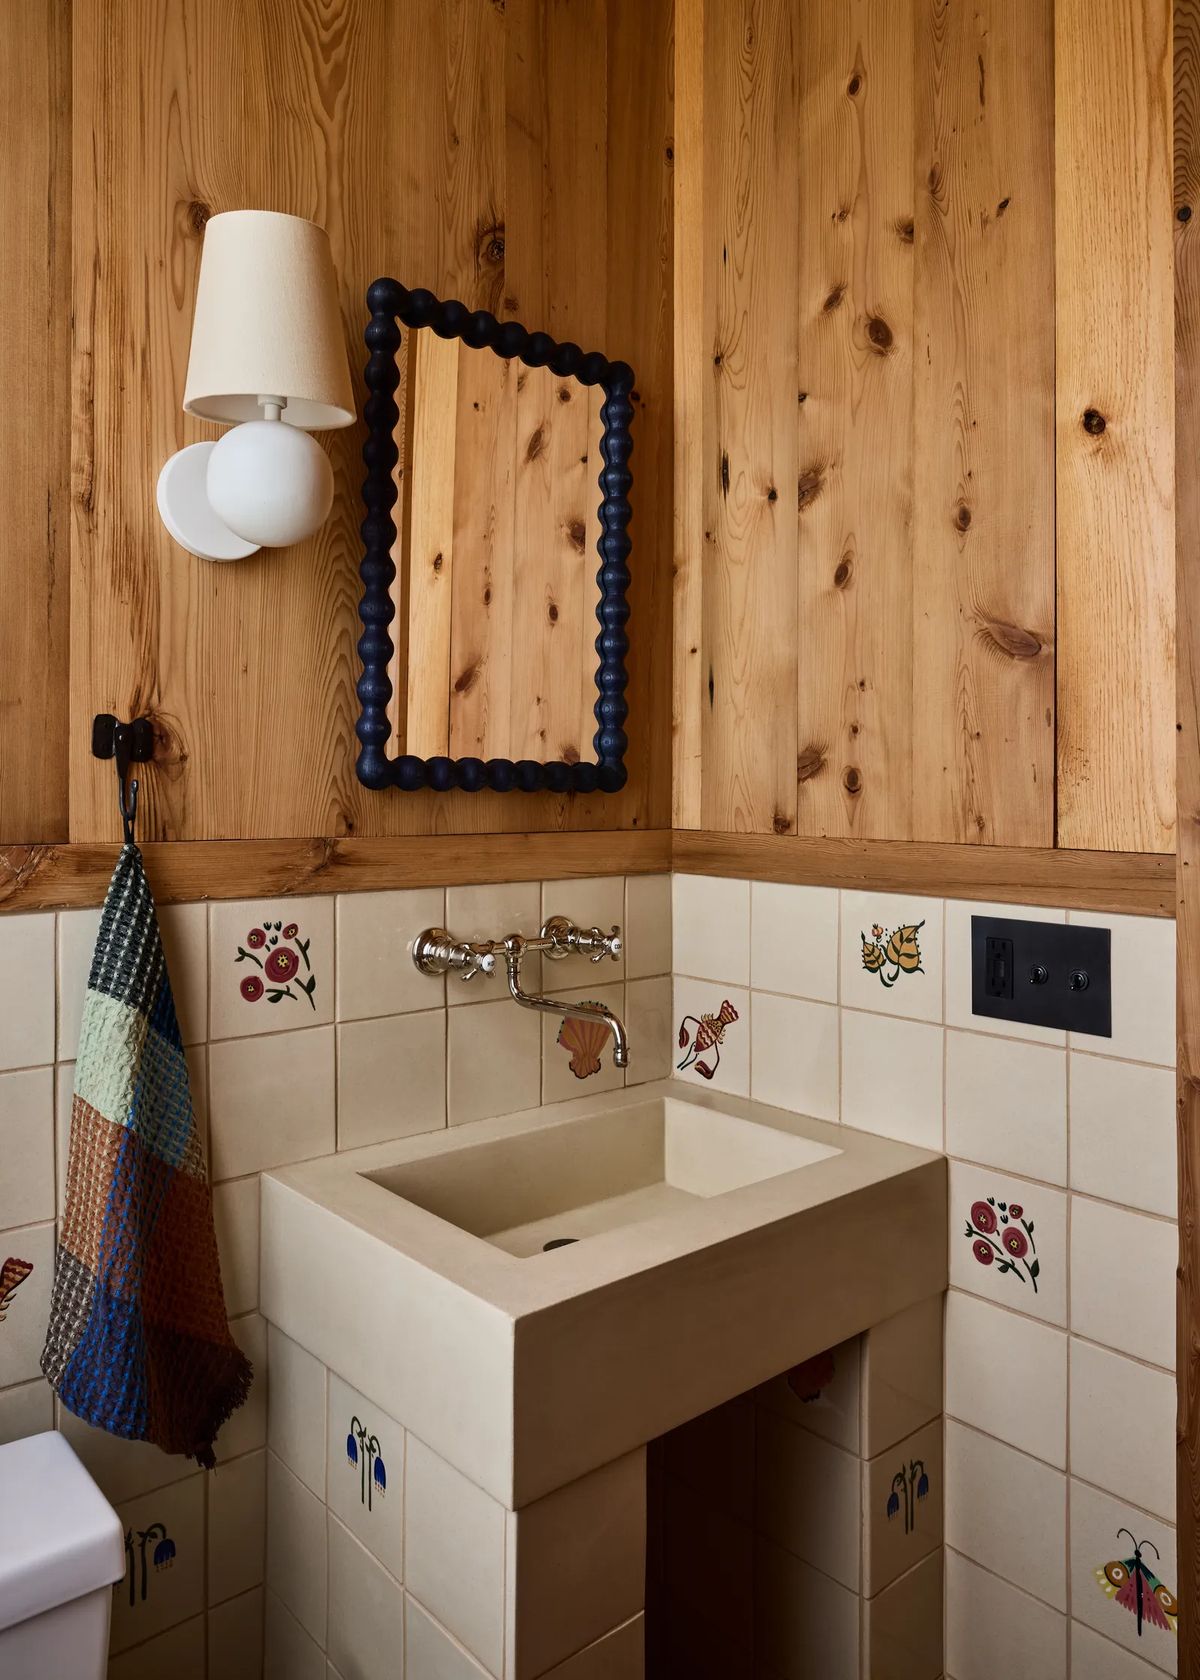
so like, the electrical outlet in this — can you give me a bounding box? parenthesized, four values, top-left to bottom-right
(970, 915, 1111, 1037)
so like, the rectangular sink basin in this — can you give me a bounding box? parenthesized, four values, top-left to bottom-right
(366, 1096, 841, 1257)
(261, 1080, 946, 1507)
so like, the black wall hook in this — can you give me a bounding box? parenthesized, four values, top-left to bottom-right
(92, 714, 154, 844)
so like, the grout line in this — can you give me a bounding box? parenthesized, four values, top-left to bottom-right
(946, 1147, 1178, 1226)
(946, 1280, 1175, 1378)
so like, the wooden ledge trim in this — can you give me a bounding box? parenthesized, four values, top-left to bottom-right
(0, 829, 673, 913)
(671, 831, 1175, 917)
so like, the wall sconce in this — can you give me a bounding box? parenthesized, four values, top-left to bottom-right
(156, 209, 355, 562)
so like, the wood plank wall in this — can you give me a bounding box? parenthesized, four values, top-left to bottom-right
(0, 0, 673, 847)
(674, 0, 1175, 856)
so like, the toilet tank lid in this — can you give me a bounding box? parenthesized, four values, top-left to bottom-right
(0, 1431, 125, 1633)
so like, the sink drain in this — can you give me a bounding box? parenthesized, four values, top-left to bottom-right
(542, 1237, 578, 1251)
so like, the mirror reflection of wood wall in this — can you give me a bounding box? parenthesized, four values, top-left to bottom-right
(393, 333, 605, 767)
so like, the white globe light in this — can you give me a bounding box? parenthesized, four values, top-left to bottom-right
(206, 419, 334, 548)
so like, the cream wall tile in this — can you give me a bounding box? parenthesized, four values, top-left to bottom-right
(336, 887, 445, 1021)
(266, 1325, 327, 1497)
(327, 1372, 404, 1583)
(863, 1417, 942, 1597)
(1070, 1052, 1176, 1218)
(210, 897, 333, 1040)
(56, 907, 100, 1061)
(754, 1536, 860, 1680)
(950, 1162, 1066, 1327)
(265, 1588, 325, 1680)
(1071, 1198, 1176, 1370)
(946, 1030, 1067, 1184)
(862, 1297, 942, 1459)
(672, 874, 750, 985)
(945, 1420, 1066, 1609)
(266, 1451, 328, 1647)
(756, 1333, 861, 1456)
(505, 1448, 645, 1679)
(213, 1174, 260, 1318)
(624, 874, 671, 979)
(328, 1514, 405, 1680)
(840, 892, 942, 1023)
(671, 978, 749, 1096)
(1071, 1621, 1166, 1680)
(445, 882, 543, 1006)
(405, 1434, 506, 1675)
(624, 976, 673, 1085)
(207, 1587, 264, 1680)
(0, 1219, 53, 1386)
(208, 1025, 335, 1179)
(945, 899, 1067, 1044)
(750, 882, 838, 1002)
(208, 1448, 266, 1606)
(755, 1408, 860, 1592)
(543, 876, 626, 978)
(59, 1400, 195, 1506)
(945, 1291, 1067, 1467)
(405, 1596, 491, 1679)
(750, 992, 838, 1122)
(0, 912, 53, 1071)
(0, 1377, 52, 1445)
(840, 1011, 943, 1150)
(1070, 1339, 1176, 1524)
(862, 1550, 943, 1680)
(447, 995, 541, 1125)
(110, 1473, 206, 1655)
(222, 1313, 267, 1460)
(0, 1065, 54, 1229)
(109, 1616, 206, 1680)
(944, 1548, 1067, 1680)
(338, 1010, 446, 1149)
(1069, 1479, 1177, 1675)
(539, 1616, 645, 1679)
(1069, 910, 1175, 1067)
(542, 981, 625, 1104)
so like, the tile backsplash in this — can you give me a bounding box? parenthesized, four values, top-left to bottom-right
(672, 876, 1178, 1680)
(0, 872, 670, 1678)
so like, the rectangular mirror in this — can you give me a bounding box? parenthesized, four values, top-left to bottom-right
(356, 282, 634, 796)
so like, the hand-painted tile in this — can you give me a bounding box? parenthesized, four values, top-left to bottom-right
(209, 897, 334, 1040)
(671, 979, 749, 1096)
(840, 892, 943, 1023)
(110, 1474, 205, 1654)
(1071, 1479, 1178, 1674)
(542, 981, 625, 1104)
(328, 1372, 404, 1582)
(864, 1417, 943, 1595)
(949, 1162, 1067, 1327)
(0, 1220, 53, 1386)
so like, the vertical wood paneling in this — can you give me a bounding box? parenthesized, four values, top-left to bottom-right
(912, 0, 1056, 846)
(793, 0, 915, 840)
(1176, 0, 1200, 1657)
(0, 0, 70, 843)
(701, 0, 799, 834)
(404, 333, 460, 759)
(1056, 0, 1176, 853)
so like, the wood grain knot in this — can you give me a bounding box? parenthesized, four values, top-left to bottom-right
(866, 316, 893, 352)
(766, 486, 778, 503)
(996, 196, 1011, 217)
(833, 206, 849, 224)
(1082, 408, 1107, 436)
(772, 812, 792, 834)
(526, 424, 547, 462)
(557, 384, 573, 404)
(798, 391, 808, 403)
(833, 555, 853, 588)
(548, 601, 559, 624)
(186, 200, 211, 235)
(954, 502, 972, 532)
(798, 467, 823, 511)
(432, 552, 444, 573)
(476, 221, 505, 267)
(823, 283, 846, 312)
(847, 74, 862, 96)
(797, 745, 826, 782)
(842, 766, 862, 795)
(561, 743, 580, 765)
(720, 452, 730, 496)
(454, 660, 481, 695)
(483, 586, 492, 606)
(665, 144, 675, 164)
(567, 518, 587, 552)
(895, 218, 915, 244)
(981, 620, 1042, 660)
(1179, 205, 1193, 223)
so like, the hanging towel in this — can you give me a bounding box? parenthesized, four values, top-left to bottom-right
(42, 842, 250, 1467)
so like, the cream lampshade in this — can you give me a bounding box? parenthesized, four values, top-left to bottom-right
(157, 209, 355, 562)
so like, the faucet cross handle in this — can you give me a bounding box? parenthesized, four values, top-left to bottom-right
(541, 916, 622, 963)
(412, 928, 497, 981)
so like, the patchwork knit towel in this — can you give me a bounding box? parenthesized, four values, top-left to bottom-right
(41, 843, 250, 1466)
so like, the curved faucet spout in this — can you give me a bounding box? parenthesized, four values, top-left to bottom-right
(503, 949, 629, 1069)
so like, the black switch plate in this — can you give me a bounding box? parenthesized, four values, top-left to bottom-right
(970, 915, 1111, 1037)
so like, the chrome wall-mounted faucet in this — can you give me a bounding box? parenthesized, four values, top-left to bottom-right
(412, 919, 629, 1068)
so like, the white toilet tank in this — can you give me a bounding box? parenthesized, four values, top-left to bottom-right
(0, 1430, 125, 1680)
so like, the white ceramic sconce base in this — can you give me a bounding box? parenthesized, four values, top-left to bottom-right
(156, 441, 260, 562)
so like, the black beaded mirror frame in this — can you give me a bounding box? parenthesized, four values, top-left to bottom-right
(355, 279, 633, 795)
